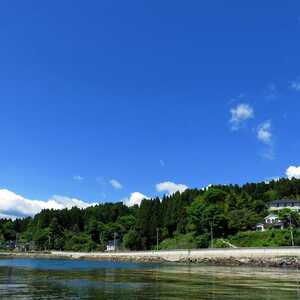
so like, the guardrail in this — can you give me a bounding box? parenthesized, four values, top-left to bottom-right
(105, 246, 300, 254)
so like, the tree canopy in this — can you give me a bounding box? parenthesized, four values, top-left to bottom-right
(1, 177, 300, 251)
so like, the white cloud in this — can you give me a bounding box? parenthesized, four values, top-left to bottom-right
(159, 160, 165, 167)
(264, 177, 280, 184)
(73, 175, 84, 181)
(230, 103, 254, 130)
(156, 181, 188, 195)
(50, 195, 96, 209)
(0, 189, 96, 219)
(291, 78, 300, 91)
(286, 166, 300, 179)
(257, 121, 272, 144)
(201, 184, 213, 191)
(123, 192, 149, 207)
(110, 179, 123, 189)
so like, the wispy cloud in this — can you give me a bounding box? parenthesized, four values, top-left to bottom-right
(257, 121, 272, 144)
(110, 179, 123, 189)
(291, 78, 300, 91)
(159, 160, 165, 167)
(265, 83, 278, 100)
(230, 103, 254, 130)
(96, 176, 106, 185)
(156, 181, 188, 195)
(73, 175, 84, 181)
(257, 121, 274, 160)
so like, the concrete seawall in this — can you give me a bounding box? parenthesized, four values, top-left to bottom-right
(49, 248, 300, 267)
(2, 248, 300, 267)
(50, 247, 300, 262)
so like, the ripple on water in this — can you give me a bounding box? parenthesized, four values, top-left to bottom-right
(0, 258, 300, 299)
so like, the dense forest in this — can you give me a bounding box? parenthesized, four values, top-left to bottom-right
(1, 177, 300, 251)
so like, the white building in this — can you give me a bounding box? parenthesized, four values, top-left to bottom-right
(256, 223, 265, 231)
(106, 240, 119, 252)
(268, 199, 300, 212)
(264, 213, 280, 224)
(256, 213, 284, 231)
(256, 199, 299, 232)
(106, 244, 116, 251)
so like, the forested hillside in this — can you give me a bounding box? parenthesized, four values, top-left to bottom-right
(1, 178, 300, 251)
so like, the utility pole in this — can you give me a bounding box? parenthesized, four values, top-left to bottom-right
(114, 232, 117, 252)
(289, 215, 294, 247)
(156, 228, 159, 251)
(210, 220, 214, 248)
(15, 233, 19, 251)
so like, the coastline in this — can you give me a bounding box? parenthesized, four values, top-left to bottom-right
(1, 248, 300, 268)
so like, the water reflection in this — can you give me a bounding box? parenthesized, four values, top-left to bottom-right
(0, 258, 299, 299)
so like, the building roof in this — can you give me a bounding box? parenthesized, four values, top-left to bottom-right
(268, 199, 300, 206)
(264, 213, 278, 219)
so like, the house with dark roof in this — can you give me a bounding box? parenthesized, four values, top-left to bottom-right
(268, 199, 300, 212)
(256, 199, 300, 231)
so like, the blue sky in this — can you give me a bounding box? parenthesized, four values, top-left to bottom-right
(0, 1, 300, 216)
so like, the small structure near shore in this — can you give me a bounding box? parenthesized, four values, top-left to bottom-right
(0, 240, 36, 252)
(106, 240, 120, 252)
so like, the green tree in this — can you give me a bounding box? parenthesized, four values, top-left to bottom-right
(278, 209, 300, 227)
(1, 221, 16, 241)
(86, 219, 100, 243)
(49, 217, 63, 249)
(123, 230, 142, 250)
(227, 209, 260, 233)
(33, 228, 49, 250)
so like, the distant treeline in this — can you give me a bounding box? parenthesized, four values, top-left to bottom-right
(1, 178, 300, 251)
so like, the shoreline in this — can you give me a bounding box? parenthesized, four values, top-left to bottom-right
(1, 248, 300, 268)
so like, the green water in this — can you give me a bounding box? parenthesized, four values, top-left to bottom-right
(0, 258, 299, 299)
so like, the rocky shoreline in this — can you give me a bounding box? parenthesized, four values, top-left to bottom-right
(1, 250, 300, 268)
(178, 256, 300, 268)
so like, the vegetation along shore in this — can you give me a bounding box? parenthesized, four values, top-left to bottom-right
(2, 178, 300, 255)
